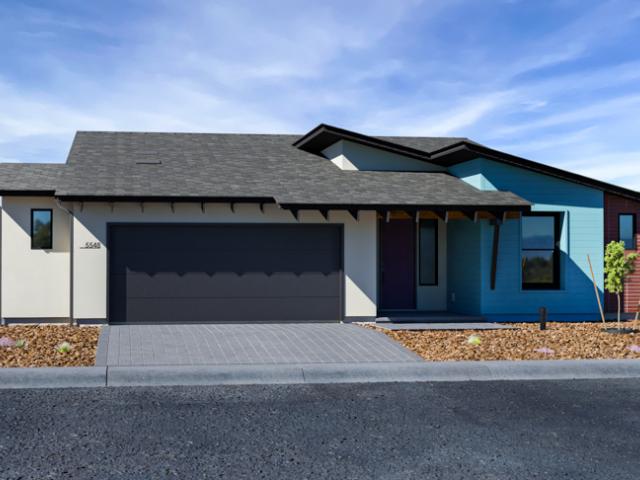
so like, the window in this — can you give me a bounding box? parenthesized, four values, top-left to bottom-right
(418, 220, 438, 285)
(31, 209, 52, 249)
(521, 213, 560, 290)
(619, 214, 636, 250)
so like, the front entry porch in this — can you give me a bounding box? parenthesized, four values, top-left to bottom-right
(377, 212, 513, 321)
(378, 216, 449, 315)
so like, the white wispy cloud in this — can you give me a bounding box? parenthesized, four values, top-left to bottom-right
(493, 95, 640, 136)
(0, 0, 639, 190)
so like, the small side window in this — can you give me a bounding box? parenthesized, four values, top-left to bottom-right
(31, 209, 53, 249)
(418, 220, 438, 286)
(619, 214, 636, 250)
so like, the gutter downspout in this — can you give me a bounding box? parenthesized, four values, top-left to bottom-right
(55, 199, 75, 326)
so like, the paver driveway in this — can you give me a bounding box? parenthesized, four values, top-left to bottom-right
(96, 323, 421, 366)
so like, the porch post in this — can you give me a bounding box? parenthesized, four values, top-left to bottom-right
(490, 219, 502, 290)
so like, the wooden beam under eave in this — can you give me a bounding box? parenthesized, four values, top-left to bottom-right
(504, 211, 522, 220)
(387, 210, 412, 220)
(418, 210, 441, 220)
(444, 210, 468, 221)
(475, 210, 497, 221)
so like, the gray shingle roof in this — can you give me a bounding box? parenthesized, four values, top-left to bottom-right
(0, 131, 530, 208)
(0, 163, 64, 193)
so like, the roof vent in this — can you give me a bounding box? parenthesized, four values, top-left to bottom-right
(135, 160, 162, 165)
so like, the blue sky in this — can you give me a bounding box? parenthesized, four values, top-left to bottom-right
(1, 0, 640, 188)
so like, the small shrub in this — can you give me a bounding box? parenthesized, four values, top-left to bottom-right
(467, 334, 482, 346)
(56, 341, 72, 353)
(604, 241, 639, 327)
(0, 337, 15, 347)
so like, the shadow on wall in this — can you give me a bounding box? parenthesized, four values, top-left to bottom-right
(446, 218, 604, 321)
(2, 201, 70, 254)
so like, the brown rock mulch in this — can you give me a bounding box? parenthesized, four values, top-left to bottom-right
(0, 325, 101, 367)
(370, 321, 640, 361)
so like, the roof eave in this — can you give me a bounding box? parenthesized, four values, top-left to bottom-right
(54, 195, 278, 204)
(432, 142, 640, 201)
(0, 190, 56, 196)
(277, 202, 531, 211)
(293, 124, 434, 162)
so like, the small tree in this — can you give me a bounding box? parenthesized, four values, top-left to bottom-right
(604, 241, 638, 327)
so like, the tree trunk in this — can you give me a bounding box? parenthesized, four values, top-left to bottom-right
(617, 293, 622, 328)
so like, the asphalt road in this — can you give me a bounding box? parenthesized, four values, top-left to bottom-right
(1, 380, 639, 479)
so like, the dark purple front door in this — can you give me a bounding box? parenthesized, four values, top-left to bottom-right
(379, 219, 416, 310)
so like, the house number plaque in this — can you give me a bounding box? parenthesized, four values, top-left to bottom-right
(80, 241, 101, 249)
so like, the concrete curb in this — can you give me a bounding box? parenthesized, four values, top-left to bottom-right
(0, 367, 106, 389)
(107, 365, 305, 387)
(94, 326, 110, 367)
(2, 360, 640, 389)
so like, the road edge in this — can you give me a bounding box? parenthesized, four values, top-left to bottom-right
(1, 359, 640, 389)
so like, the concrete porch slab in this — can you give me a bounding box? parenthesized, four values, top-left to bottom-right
(376, 311, 485, 323)
(375, 322, 516, 331)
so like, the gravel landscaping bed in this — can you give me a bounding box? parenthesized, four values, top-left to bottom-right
(370, 321, 640, 361)
(0, 325, 101, 367)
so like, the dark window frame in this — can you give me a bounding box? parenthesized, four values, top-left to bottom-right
(418, 219, 438, 286)
(521, 212, 561, 291)
(31, 208, 53, 250)
(618, 213, 636, 250)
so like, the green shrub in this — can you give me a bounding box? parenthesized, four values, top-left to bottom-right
(604, 241, 638, 326)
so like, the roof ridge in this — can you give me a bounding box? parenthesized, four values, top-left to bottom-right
(74, 131, 304, 136)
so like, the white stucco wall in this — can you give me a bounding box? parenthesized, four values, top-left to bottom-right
(322, 140, 445, 172)
(1, 197, 71, 318)
(71, 202, 378, 320)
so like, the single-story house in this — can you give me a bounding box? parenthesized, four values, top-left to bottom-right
(0, 124, 638, 324)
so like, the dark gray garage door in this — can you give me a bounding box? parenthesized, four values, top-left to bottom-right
(108, 224, 343, 324)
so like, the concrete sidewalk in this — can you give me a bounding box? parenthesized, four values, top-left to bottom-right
(2, 359, 640, 389)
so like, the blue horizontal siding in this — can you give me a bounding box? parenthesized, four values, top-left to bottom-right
(449, 158, 604, 320)
(446, 220, 481, 314)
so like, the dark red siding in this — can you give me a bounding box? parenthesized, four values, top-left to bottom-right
(604, 193, 640, 313)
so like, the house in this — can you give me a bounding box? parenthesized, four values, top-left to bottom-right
(604, 193, 640, 315)
(0, 124, 638, 325)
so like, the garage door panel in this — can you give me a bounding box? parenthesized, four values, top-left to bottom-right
(108, 224, 343, 323)
(111, 271, 342, 298)
(110, 249, 340, 276)
(125, 296, 341, 323)
(110, 225, 340, 252)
